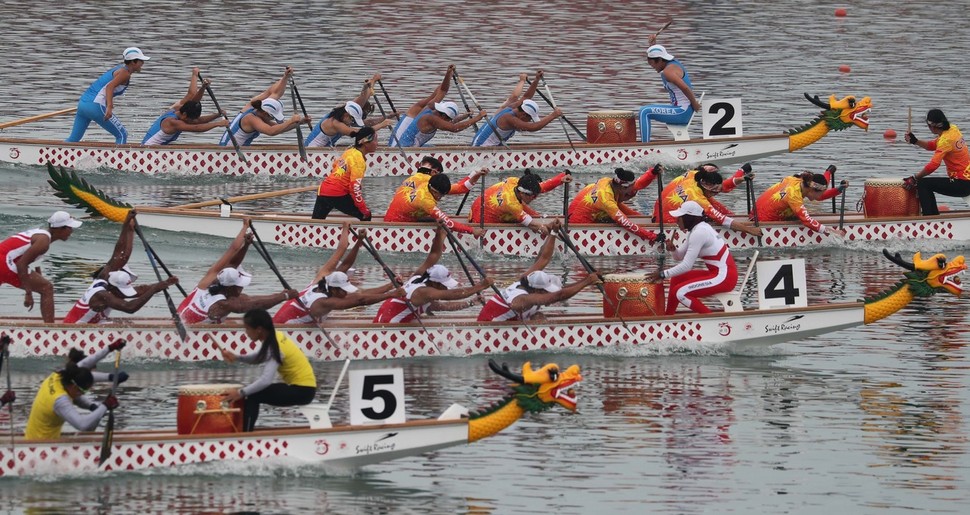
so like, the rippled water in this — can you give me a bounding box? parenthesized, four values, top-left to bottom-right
(2, 1, 970, 513)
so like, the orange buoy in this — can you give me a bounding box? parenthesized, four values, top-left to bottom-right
(839, 65, 851, 73)
(835, 8, 847, 16)
(884, 129, 897, 139)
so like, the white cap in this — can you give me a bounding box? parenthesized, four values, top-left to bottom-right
(521, 99, 541, 122)
(426, 264, 459, 289)
(434, 101, 460, 119)
(122, 47, 151, 61)
(526, 271, 562, 292)
(345, 101, 365, 126)
(48, 211, 82, 229)
(325, 271, 358, 293)
(260, 98, 285, 123)
(217, 267, 252, 288)
(647, 44, 674, 61)
(670, 200, 704, 217)
(107, 266, 138, 297)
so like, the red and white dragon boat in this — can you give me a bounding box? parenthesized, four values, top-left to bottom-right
(2, 93, 870, 178)
(0, 360, 581, 476)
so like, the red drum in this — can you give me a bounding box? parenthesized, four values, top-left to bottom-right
(862, 178, 919, 218)
(602, 274, 665, 318)
(177, 383, 244, 435)
(586, 110, 637, 144)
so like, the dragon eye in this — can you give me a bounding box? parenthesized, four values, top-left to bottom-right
(847, 98, 856, 108)
(548, 367, 559, 381)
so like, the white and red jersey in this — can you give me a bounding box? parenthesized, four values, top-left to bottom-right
(662, 222, 732, 279)
(63, 280, 112, 324)
(477, 283, 538, 321)
(373, 277, 428, 323)
(274, 283, 330, 324)
(0, 229, 50, 287)
(177, 287, 227, 324)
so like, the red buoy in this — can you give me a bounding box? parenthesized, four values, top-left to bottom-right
(839, 65, 851, 73)
(884, 129, 897, 139)
(835, 8, 847, 17)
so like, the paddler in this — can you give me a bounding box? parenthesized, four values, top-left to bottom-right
(218, 67, 308, 147)
(141, 67, 229, 145)
(305, 73, 395, 148)
(469, 169, 572, 236)
(24, 361, 118, 440)
(388, 65, 485, 147)
(471, 70, 563, 146)
(654, 163, 762, 238)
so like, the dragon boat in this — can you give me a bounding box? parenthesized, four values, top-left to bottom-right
(48, 162, 970, 256)
(2, 250, 963, 361)
(3, 94, 870, 178)
(0, 361, 581, 476)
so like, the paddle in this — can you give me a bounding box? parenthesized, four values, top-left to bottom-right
(247, 223, 341, 350)
(452, 73, 479, 133)
(0, 107, 78, 130)
(370, 81, 410, 164)
(349, 228, 442, 354)
(563, 173, 571, 234)
(1, 335, 13, 455)
(555, 226, 638, 338)
(838, 180, 848, 231)
(130, 223, 188, 298)
(525, 77, 586, 141)
(540, 78, 576, 152)
(174, 185, 318, 209)
(133, 220, 188, 341)
(826, 164, 837, 213)
(198, 71, 248, 164)
(98, 347, 122, 467)
(290, 78, 314, 132)
(652, 20, 673, 41)
(289, 77, 308, 162)
(656, 165, 666, 269)
(745, 176, 764, 246)
(453, 69, 512, 150)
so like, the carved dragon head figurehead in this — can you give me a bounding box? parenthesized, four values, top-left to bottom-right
(47, 162, 132, 222)
(864, 250, 966, 324)
(489, 360, 582, 412)
(788, 94, 872, 152)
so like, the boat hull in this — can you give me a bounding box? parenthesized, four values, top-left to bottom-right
(1, 303, 865, 361)
(0, 135, 791, 178)
(134, 207, 970, 256)
(0, 420, 468, 476)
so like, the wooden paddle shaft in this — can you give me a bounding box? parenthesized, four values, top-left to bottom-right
(175, 185, 317, 209)
(0, 107, 77, 130)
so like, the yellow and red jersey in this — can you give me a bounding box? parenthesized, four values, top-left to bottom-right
(923, 124, 970, 180)
(469, 172, 569, 224)
(384, 181, 476, 234)
(755, 176, 825, 232)
(654, 170, 734, 226)
(317, 147, 370, 214)
(568, 177, 655, 241)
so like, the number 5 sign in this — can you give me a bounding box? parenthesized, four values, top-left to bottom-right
(702, 98, 743, 139)
(756, 259, 808, 309)
(349, 368, 406, 425)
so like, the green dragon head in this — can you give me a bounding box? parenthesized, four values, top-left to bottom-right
(883, 249, 966, 297)
(790, 93, 872, 134)
(488, 359, 582, 412)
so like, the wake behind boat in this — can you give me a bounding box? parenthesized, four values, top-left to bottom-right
(1, 93, 870, 177)
(2, 250, 963, 361)
(0, 360, 581, 476)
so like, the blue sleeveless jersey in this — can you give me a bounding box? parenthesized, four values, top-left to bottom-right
(141, 111, 180, 145)
(471, 108, 515, 146)
(79, 64, 125, 103)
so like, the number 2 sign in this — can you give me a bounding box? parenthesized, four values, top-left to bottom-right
(702, 98, 743, 139)
(756, 259, 808, 309)
(348, 368, 406, 425)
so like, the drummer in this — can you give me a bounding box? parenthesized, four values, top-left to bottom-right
(373, 227, 493, 323)
(218, 66, 308, 147)
(754, 170, 848, 236)
(63, 212, 179, 324)
(24, 362, 118, 440)
(273, 224, 402, 324)
(221, 309, 317, 432)
(649, 201, 738, 315)
(0, 210, 82, 323)
(469, 169, 572, 236)
(141, 67, 229, 145)
(903, 108, 970, 215)
(478, 224, 601, 321)
(177, 219, 298, 324)
(567, 168, 660, 244)
(305, 73, 395, 148)
(388, 65, 485, 147)
(471, 70, 563, 146)
(655, 163, 762, 237)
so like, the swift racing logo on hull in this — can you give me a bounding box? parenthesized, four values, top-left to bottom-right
(764, 315, 805, 335)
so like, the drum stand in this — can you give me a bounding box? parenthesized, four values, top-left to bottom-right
(190, 401, 242, 434)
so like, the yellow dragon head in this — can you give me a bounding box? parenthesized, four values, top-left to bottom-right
(804, 93, 872, 131)
(883, 250, 965, 297)
(488, 360, 582, 412)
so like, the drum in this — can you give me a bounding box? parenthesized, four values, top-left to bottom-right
(602, 274, 665, 318)
(586, 110, 637, 144)
(177, 383, 244, 435)
(862, 178, 919, 218)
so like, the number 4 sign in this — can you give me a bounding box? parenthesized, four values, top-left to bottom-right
(756, 259, 808, 309)
(349, 368, 406, 425)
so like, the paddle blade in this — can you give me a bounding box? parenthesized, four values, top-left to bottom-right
(98, 412, 115, 466)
